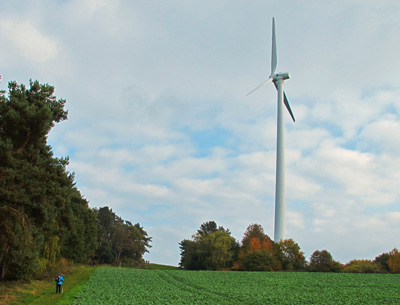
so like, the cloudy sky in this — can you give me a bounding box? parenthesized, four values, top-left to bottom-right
(1, 0, 400, 266)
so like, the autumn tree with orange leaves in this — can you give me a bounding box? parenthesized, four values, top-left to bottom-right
(235, 224, 278, 271)
(387, 248, 400, 273)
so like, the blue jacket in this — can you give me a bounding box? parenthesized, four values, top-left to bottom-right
(56, 275, 64, 285)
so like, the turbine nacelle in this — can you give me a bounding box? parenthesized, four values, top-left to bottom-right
(272, 72, 290, 81)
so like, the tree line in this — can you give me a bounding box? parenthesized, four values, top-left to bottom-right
(0, 80, 151, 281)
(180, 221, 400, 273)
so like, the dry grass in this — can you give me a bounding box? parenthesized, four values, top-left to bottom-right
(0, 293, 17, 304)
(0, 280, 52, 305)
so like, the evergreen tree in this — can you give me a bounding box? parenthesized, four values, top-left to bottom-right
(95, 207, 152, 265)
(0, 80, 98, 280)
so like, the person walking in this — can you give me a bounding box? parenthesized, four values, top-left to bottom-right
(55, 274, 64, 294)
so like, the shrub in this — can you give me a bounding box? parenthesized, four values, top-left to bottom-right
(343, 260, 381, 273)
(242, 250, 277, 271)
(307, 250, 341, 272)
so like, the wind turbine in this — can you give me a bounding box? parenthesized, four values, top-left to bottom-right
(247, 17, 295, 242)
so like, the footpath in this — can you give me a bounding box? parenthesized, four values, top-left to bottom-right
(0, 266, 96, 305)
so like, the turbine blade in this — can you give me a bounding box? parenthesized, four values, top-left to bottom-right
(271, 17, 277, 75)
(246, 78, 273, 95)
(283, 91, 295, 122)
(273, 82, 295, 122)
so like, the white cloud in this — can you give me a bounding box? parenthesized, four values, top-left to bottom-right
(1, 20, 58, 63)
(361, 118, 400, 154)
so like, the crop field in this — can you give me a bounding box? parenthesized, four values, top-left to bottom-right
(72, 268, 400, 304)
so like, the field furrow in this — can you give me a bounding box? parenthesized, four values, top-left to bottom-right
(71, 268, 400, 304)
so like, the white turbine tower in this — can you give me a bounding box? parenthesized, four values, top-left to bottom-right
(247, 17, 295, 242)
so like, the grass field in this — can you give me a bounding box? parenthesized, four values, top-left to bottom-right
(2, 266, 399, 304)
(72, 268, 400, 304)
(0, 266, 96, 305)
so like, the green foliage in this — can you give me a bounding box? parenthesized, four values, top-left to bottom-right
(0, 80, 67, 154)
(60, 191, 98, 264)
(197, 220, 230, 235)
(95, 207, 116, 264)
(94, 207, 152, 266)
(0, 206, 38, 280)
(374, 252, 391, 272)
(181, 223, 308, 272)
(275, 238, 306, 271)
(179, 239, 203, 269)
(0, 80, 75, 280)
(32, 257, 71, 281)
(179, 221, 238, 270)
(200, 231, 238, 270)
(343, 259, 382, 273)
(181, 223, 397, 274)
(308, 250, 342, 272)
(72, 268, 400, 304)
(43, 236, 61, 263)
(242, 249, 277, 271)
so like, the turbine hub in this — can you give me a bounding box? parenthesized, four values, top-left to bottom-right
(272, 72, 290, 81)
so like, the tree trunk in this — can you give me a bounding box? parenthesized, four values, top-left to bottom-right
(0, 245, 10, 281)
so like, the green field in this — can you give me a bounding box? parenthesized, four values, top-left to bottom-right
(72, 268, 400, 304)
